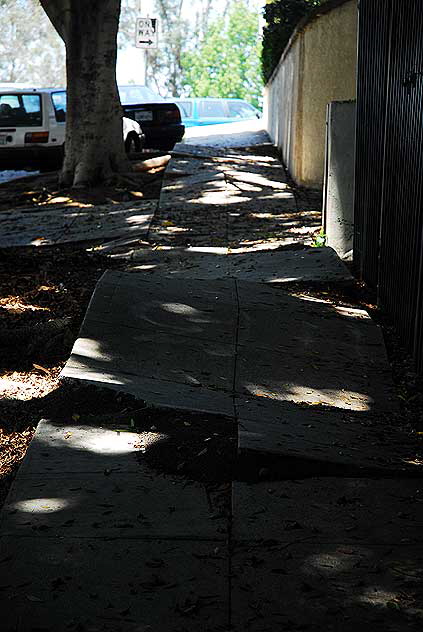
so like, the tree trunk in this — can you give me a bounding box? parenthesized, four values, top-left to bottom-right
(40, 0, 130, 187)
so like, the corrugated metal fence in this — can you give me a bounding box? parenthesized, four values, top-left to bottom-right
(354, 0, 423, 372)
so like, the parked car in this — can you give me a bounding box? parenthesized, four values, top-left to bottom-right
(167, 97, 262, 127)
(0, 87, 144, 170)
(119, 85, 185, 150)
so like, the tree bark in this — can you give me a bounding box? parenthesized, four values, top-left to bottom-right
(40, 0, 130, 187)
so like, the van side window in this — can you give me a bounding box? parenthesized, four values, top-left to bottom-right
(52, 91, 67, 122)
(228, 101, 256, 118)
(198, 100, 226, 118)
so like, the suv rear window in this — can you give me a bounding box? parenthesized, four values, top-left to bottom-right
(176, 101, 192, 117)
(119, 85, 164, 104)
(0, 93, 42, 127)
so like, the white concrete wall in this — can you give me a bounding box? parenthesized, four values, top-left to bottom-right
(264, 0, 357, 188)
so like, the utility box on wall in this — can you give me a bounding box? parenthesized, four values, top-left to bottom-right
(323, 100, 356, 260)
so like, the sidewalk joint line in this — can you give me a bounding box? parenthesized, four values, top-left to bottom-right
(232, 279, 241, 417)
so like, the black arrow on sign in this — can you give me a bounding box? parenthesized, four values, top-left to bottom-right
(139, 39, 153, 45)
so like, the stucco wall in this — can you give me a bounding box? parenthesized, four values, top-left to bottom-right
(265, 40, 301, 176)
(264, 0, 358, 188)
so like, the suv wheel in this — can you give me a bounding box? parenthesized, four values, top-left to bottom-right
(125, 133, 139, 154)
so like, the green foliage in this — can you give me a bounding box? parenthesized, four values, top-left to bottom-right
(312, 227, 326, 247)
(261, 0, 322, 83)
(181, 0, 263, 108)
(0, 0, 65, 86)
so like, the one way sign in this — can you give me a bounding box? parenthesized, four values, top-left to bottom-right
(135, 17, 158, 49)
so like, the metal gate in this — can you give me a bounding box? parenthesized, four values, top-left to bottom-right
(354, 0, 423, 371)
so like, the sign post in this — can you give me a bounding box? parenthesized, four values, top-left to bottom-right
(135, 18, 158, 49)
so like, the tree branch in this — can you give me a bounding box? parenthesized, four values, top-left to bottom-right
(39, 0, 70, 40)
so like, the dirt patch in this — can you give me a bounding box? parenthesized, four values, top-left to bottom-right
(0, 155, 166, 212)
(0, 245, 119, 506)
(0, 246, 119, 370)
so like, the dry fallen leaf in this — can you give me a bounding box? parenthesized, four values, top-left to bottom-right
(26, 594, 43, 602)
(32, 363, 49, 374)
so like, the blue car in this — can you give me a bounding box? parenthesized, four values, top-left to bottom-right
(168, 97, 262, 128)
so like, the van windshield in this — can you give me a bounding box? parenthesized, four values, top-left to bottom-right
(0, 93, 42, 127)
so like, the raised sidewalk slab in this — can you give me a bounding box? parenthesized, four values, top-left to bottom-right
(60, 271, 419, 474)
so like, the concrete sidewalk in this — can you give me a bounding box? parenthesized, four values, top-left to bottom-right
(1, 128, 422, 631)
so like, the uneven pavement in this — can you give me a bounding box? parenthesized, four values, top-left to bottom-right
(1, 124, 422, 631)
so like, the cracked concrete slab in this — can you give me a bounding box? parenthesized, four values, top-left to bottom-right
(61, 273, 237, 415)
(62, 365, 236, 416)
(1, 473, 226, 539)
(229, 247, 352, 283)
(1, 537, 228, 632)
(128, 246, 232, 279)
(235, 398, 418, 474)
(0, 415, 229, 630)
(231, 542, 423, 632)
(14, 420, 140, 476)
(235, 282, 395, 414)
(69, 320, 236, 391)
(82, 271, 238, 342)
(235, 342, 393, 412)
(60, 271, 420, 473)
(1, 421, 227, 540)
(0, 200, 156, 247)
(232, 479, 423, 544)
(126, 246, 351, 285)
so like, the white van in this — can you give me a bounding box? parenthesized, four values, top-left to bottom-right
(0, 88, 144, 170)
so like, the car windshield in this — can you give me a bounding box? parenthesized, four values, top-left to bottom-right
(51, 91, 67, 122)
(118, 85, 164, 104)
(0, 93, 42, 127)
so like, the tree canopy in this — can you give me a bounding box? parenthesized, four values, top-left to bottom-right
(261, 0, 322, 83)
(0, 0, 65, 86)
(181, 0, 262, 108)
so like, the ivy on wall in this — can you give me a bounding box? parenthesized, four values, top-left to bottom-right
(261, 0, 323, 83)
